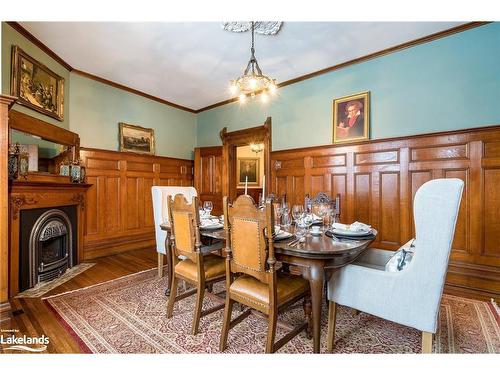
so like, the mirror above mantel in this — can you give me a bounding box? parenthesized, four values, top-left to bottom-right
(8, 110, 81, 183)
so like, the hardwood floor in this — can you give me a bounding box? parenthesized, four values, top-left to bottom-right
(0, 247, 158, 354)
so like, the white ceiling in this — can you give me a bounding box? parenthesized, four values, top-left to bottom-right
(20, 22, 463, 111)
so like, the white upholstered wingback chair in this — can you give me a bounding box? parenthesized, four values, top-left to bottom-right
(151, 186, 197, 277)
(327, 178, 464, 353)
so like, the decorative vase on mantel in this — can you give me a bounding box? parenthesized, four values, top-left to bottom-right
(8, 143, 29, 180)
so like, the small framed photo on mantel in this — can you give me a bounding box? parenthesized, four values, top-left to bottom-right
(119, 123, 155, 155)
(332, 91, 370, 144)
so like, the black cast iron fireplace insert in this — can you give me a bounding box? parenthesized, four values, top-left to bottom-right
(19, 205, 78, 292)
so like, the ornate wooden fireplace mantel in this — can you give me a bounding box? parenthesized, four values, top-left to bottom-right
(8, 179, 92, 297)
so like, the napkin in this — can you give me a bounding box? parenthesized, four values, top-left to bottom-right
(332, 221, 371, 232)
(201, 218, 220, 227)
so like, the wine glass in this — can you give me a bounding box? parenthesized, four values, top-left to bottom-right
(203, 201, 213, 217)
(292, 204, 304, 223)
(282, 201, 290, 217)
(303, 213, 313, 236)
(273, 202, 283, 226)
(314, 203, 329, 230)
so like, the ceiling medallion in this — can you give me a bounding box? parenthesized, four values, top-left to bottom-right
(228, 21, 278, 104)
(222, 21, 282, 35)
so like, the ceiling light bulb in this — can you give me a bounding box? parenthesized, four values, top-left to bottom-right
(269, 83, 277, 94)
(229, 83, 238, 95)
(239, 93, 247, 103)
(249, 78, 257, 89)
(261, 92, 269, 103)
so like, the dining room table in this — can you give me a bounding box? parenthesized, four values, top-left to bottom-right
(160, 222, 377, 353)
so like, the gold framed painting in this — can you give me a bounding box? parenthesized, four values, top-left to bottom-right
(11, 45, 65, 121)
(119, 123, 155, 155)
(237, 157, 260, 186)
(332, 91, 370, 144)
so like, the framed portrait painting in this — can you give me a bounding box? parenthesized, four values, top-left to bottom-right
(11, 45, 65, 121)
(119, 123, 155, 155)
(237, 157, 259, 186)
(332, 91, 370, 144)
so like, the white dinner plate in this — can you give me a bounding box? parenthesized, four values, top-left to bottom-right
(274, 231, 293, 240)
(331, 228, 372, 236)
(201, 223, 224, 230)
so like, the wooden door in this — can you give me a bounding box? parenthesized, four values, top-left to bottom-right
(194, 146, 223, 215)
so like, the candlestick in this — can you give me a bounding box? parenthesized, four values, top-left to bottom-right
(262, 174, 265, 203)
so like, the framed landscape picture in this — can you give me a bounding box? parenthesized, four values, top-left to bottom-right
(332, 91, 370, 144)
(237, 157, 259, 186)
(11, 45, 65, 121)
(119, 123, 155, 155)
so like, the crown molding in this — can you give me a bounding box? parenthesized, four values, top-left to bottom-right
(71, 70, 197, 113)
(195, 21, 491, 113)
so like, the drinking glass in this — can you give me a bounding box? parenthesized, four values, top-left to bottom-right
(273, 202, 283, 226)
(203, 201, 213, 217)
(303, 213, 313, 236)
(292, 205, 304, 222)
(282, 202, 290, 217)
(315, 203, 329, 230)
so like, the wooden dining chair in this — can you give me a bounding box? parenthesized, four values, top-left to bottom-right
(219, 195, 311, 353)
(166, 194, 225, 335)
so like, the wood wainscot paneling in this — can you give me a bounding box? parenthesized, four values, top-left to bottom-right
(271, 126, 500, 300)
(80, 148, 193, 260)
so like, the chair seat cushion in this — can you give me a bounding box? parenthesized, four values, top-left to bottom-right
(230, 273, 309, 310)
(175, 254, 225, 281)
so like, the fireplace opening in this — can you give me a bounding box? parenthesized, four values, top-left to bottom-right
(19, 206, 78, 292)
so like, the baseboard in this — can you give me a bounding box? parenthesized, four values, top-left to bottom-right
(445, 261, 500, 301)
(83, 232, 156, 260)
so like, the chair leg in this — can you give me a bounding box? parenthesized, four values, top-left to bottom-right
(192, 285, 205, 335)
(327, 301, 337, 353)
(219, 298, 234, 352)
(157, 253, 164, 278)
(265, 310, 278, 354)
(422, 331, 433, 354)
(166, 276, 178, 318)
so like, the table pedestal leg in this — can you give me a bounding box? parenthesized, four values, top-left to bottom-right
(303, 262, 325, 354)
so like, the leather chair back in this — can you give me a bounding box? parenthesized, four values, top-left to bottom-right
(223, 195, 276, 284)
(151, 186, 197, 255)
(167, 194, 202, 261)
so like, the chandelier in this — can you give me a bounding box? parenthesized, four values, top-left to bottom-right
(229, 21, 277, 103)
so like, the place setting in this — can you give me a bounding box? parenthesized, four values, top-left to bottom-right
(199, 201, 224, 230)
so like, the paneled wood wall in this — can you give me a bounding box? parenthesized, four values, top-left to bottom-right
(80, 148, 193, 259)
(271, 126, 500, 299)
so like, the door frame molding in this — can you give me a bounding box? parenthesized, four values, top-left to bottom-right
(220, 117, 272, 202)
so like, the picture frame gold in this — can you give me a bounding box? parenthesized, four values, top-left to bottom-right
(237, 157, 260, 186)
(11, 45, 65, 121)
(119, 122, 155, 155)
(332, 91, 370, 144)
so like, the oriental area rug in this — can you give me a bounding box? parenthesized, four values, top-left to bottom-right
(44, 268, 500, 354)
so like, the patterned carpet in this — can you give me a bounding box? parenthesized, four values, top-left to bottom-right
(44, 268, 500, 354)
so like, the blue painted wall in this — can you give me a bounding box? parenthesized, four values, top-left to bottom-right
(197, 23, 500, 150)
